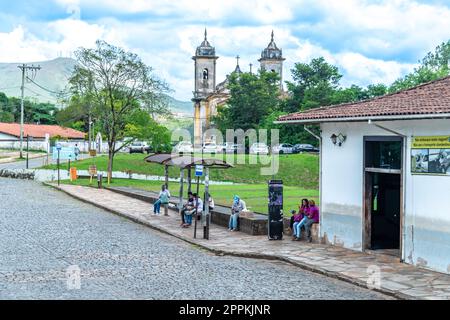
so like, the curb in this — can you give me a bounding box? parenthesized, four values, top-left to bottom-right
(45, 182, 414, 300)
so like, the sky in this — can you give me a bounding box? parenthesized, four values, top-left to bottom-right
(0, 0, 449, 101)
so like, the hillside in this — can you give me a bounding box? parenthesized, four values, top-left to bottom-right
(0, 58, 192, 115)
(0, 57, 76, 105)
(163, 94, 192, 114)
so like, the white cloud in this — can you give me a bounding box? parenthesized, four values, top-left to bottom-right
(0, 19, 121, 63)
(2, 0, 450, 101)
(309, 0, 450, 58)
(336, 52, 417, 87)
(285, 39, 417, 88)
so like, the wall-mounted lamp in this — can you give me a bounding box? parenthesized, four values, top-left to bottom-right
(330, 133, 346, 146)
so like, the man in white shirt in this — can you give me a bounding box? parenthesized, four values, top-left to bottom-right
(182, 193, 203, 227)
(194, 193, 203, 217)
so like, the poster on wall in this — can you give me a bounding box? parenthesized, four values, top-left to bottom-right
(411, 136, 450, 175)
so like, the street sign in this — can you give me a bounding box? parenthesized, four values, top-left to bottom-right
(89, 165, 97, 176)
(52, 146, 75, 160)
(195, 165, 203, 177)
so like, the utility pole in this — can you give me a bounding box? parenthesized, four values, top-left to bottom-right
(88, 113, 92, 151)
(18, 64, 41, 158)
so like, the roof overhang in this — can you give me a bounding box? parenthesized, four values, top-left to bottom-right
(145, 153, 233, 169)
(274, 113, 450, 125)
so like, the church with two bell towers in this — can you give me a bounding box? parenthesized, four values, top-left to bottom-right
(192, 29, 285, 146)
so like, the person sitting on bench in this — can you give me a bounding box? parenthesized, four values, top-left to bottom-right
(303, 200, 319, 242)
(154, 184, 170, 215)
(183, 193, 203, 228)
(181, 192, 194, 227)
(229, 195, 244, 231)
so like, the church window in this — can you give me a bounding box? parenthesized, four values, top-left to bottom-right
(203, 68, 209, 80)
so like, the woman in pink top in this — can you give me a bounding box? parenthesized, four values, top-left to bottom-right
(304, 200, 319, 242)
(293, 199, 309, 240)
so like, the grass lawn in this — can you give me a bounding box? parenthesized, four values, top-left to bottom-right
(43, 152, 319, 189)
(61, 178, 319, 215)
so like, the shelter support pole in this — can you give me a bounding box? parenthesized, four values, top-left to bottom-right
(178, 169, 184, 219)
(204, 167, 210, 239)
(194, 176, 200, 239)
(187, 167, 192, 194)
(165, 165, 169, 189)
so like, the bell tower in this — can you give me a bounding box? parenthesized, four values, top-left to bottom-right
(259, 31, 285, 90)
(192, 29, 218, 146)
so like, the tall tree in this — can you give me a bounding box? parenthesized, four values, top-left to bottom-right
(124, 109, 171, 153)
(284, 57, 342, 113)
(68, 40, 169, 181)
(214, 70, 280, 132)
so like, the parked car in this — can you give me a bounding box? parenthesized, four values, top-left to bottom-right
(202, 142, 219, 153)
(225, 143, 245, 154)
(249, 142, 269, 155)
(294, 144, 319, 153)
(272, 143, 295, 154)
(173, 141, 193, 153)
(129, 141, 150, 154)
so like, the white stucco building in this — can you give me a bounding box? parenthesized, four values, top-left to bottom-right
(0, 122, 86, 151)
(277, 76, 450, 274)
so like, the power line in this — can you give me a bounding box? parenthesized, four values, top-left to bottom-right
(24, 87, 57, 101)
(25, 76, 69, 96)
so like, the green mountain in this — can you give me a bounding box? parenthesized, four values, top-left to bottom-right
(0, 57, 192, 115)
(0, 57, 76, 106)
(163, 94, 192, 114)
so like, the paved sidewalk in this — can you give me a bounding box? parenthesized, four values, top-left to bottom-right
(49, 183, 450, 300)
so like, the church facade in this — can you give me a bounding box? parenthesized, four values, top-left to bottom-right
(192, 30, 285, 146)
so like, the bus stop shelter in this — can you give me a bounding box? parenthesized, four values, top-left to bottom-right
(145, 153, 233, 239)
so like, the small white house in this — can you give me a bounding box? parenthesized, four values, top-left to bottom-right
(276, 76, 450, 274)
(0, 122, 86, 151)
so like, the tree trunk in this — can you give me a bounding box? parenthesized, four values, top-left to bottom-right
(107, 145, 113, 185)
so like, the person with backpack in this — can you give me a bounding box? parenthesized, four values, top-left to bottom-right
(154, 185, 170, 215)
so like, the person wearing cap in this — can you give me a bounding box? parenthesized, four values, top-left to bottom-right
(229, 195, 244, 231)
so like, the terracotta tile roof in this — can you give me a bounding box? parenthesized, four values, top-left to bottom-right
(0, 123, 85, 139)
(277, 76, 450, 123)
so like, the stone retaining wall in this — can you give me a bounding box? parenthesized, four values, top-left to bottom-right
(0, 169, 35, 180)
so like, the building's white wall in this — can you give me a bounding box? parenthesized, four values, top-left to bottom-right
(320, 119, 450, 274)
(321, 122, 365, 250)
(0, 133, 47, 150)
(0, 132, 17, 140)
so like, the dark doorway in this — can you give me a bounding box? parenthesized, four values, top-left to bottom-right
(367, 172, 401, 250)
(364, 136, 402, 253)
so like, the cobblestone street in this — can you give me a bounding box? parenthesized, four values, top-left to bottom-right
(0, 178, 388, 300)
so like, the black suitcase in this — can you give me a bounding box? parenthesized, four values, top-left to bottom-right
(268, 220, 283, 240)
